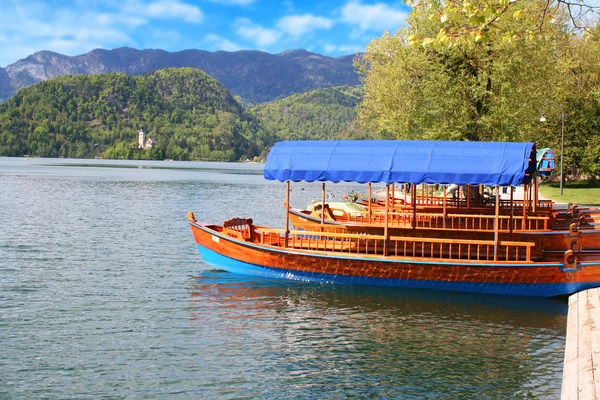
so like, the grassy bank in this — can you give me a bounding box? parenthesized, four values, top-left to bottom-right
(539, 180, 600, 205)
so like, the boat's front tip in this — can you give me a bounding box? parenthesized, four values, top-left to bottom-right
(187, 211, 197, 223)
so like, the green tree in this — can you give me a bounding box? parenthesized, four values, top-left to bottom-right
(408, 0, 599, 48)
(357, 1, 567, 142)
(0, 68, 273, 161)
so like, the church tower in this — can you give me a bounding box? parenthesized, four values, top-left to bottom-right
(138, 129, 145, 149)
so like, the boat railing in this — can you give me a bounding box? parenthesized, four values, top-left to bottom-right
(345, 211, 549, 232)
(372, 196, 554, 210)
(255, 228, 535, 262)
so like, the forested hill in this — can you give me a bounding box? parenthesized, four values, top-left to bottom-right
(0, 68, 272, 161)
(251, 86, 379, 141)
(0, 47, 360, 104)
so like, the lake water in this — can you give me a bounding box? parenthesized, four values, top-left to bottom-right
(1, 157, 568, 399)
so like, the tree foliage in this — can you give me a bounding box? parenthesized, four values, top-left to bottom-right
(0, 68, 273, 161)
(251, 86, 380, 141)
(358, 0, 600, 175)
(408, 0, 599, 47)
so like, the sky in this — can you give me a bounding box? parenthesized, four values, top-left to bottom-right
(0, 0, 412, 67)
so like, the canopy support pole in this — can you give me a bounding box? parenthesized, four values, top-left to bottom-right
(480, 185, 484, 206)
(510, 186, 514, 238)
(412, 185, 417, 229)
(467, 185, 471, 209)
(391, 183, 395, 209)
(284, 181, 290, 248)
(384, 184, 390, 256)
(368, 183, 372, 224)
(321, 182, 326, 230)
(443, 186, 447, 229)
(523, 184, 528, 230)
(494, 185, 500, 261)
(533, 176, 538, 213)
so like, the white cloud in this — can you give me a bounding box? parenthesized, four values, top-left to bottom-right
(143, 0, 203, 23)
(339, 44, 364, 53)
(208, 0, 256, 4)
(96, 13, 148, 28)
(205, 34, 241, 51)
(234, 18, 282, 47)
(276, 14, 333, 37)
(322, 43, 364, 55)
(323, 43, 337, 53)
(0, 0, 206, 67)
(341, 1, 408, 33)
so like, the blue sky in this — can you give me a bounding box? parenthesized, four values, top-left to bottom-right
(0, 0, 411, 67)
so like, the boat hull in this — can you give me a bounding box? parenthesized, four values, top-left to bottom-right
(190, 222, 600, 298)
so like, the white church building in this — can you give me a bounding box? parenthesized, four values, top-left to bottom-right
(138, 129, 156, 149)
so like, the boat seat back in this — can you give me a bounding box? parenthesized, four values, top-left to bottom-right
(223, 218, 254, 241)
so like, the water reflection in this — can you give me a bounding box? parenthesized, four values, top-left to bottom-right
(187, 271, 566, 399)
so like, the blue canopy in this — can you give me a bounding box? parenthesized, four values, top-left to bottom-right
(264, 140, 537, 186)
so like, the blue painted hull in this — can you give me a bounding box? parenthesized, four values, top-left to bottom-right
(196, 243, 590, 298)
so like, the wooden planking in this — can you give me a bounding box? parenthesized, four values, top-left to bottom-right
(579, 289, 594, 399)
(562, 288, 600, 399)
(589, 289, 600, 398)
(563, 293, 579, 399)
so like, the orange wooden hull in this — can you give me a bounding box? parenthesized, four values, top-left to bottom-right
(189, 220, 600, 297)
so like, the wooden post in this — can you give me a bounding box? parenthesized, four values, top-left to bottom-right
(467, 185, 471, 209)
(443, 186, 447, 229)
(533, 176, 538, 213)
(412, 184, 417, 229)
(510, 186, 514, 237)
(368, 182, 372, 224)
(494, 185, 500, 261)
(284, 180, 290, 248)
(391, 183, 395, 208)
(522, 184, 528, 230)
(404, 183, 407, 204)
(321, 182, 326, 228)
(384, 184, 389, 256)
(529, 182, 533, 214)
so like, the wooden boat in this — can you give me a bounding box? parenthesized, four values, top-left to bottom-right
(188, 140, 600, 297)
(288, 201, 595, 234)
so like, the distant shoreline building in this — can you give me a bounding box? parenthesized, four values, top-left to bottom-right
(138, 129, 145, 148)
(145, 138, 156, 149)
(138, 129, 156, 149)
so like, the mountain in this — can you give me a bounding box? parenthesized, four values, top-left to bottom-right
(0, 47, 360, 104)
(0, 68, 271, 160)
(251, 86, 379, 141)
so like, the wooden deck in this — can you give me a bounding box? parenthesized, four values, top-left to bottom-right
(562, 288, 600, 399)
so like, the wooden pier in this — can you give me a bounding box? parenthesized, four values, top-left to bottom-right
(562, 288, 600, 399)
